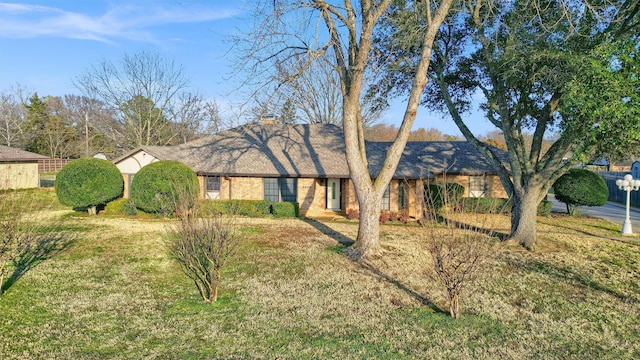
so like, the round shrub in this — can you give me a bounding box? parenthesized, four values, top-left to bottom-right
(130, 160, 199, 214)
(553, 169, 608, 214)
(55, 158, 124, 214)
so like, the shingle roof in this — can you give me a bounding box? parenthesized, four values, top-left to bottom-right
(366, 141, 504, 179)
(113, 123, 506, 179)
(0, 145, 49, 161)
(176, 123, 350, 177)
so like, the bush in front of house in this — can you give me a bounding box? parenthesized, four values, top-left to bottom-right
(537, 199, 553, 217)
(200, 199, 272, 217)
(346, 208, 359, 220)
(425, 183, 465, 211)
(461, 197, 552, 216)
(553, 168, 608, 215)
(462, 197, 511, 214)
(130, 160, 199, 214)
(103, 198, 140, 216)
(271, 202, 299, 218)
(55, 158, 123, 214)
(103, 198, 128, 215)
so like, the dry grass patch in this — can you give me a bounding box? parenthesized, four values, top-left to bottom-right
(1, 207, 639, 358)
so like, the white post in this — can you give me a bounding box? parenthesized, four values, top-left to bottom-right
(616, 174, 640, 236)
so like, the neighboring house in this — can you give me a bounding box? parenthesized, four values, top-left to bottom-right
(114, 123, 507, 218)
(632, 161, 640, 179)
(0, 145, 49, 190)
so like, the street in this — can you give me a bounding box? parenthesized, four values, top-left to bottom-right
(549, 195, 640, 229)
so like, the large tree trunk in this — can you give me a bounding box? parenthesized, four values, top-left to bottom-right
(349, 191, 383, 258)
(509, 186, 544, 250)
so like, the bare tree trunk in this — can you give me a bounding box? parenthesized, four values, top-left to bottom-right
(350, 191, 383, 258)
(209, 268, 220, 303)
(509, 187, 544, 250)
(450, 294, 459, 319)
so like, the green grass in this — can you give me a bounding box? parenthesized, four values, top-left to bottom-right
(1, 191, 640, 358)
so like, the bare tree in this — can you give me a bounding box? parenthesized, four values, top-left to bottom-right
(75, 51, 208, 149)
(240, 0, 456, 258)
(62, 95, 119, 158)
(422, 179, 495, 319)
(167, 192, 241, 303)
(0, 191, 71, 295)
(0, 85, 30, 147)
(167, 93, 223, 144)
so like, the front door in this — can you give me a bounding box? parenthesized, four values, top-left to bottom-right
(327, 178, 341, 210)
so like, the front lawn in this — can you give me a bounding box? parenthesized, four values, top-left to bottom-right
(1, 195, 639, 359)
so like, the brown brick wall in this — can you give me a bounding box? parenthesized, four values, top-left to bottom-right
(229, 177, 263, 200)
(299, 178, 325, 216)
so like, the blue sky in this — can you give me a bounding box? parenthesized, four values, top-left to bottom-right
(0, 0, 491, 136)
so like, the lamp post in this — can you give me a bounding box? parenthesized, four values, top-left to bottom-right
(615, 174, 640, 235)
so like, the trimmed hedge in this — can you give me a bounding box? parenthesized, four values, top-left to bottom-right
(462, 197, 553, 216)
(200, 199, 299, 218)
(130, 160, 199, 214)
(553, 169, 608, 212)
(271, 202, 299, 218)
(462, 197, 511, 214)
(200, 199, 272, 217)
(103, 198, 128, 215)
(103, 198, 139, 216)
(55, 158, 123, 212)
(425, 183, 465, 211)
(537, 199, 553, 217)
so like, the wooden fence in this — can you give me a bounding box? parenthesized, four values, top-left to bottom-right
(38, 158, 72, 173)
(600, 172, 640, 208)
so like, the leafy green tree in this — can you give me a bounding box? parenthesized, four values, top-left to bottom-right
(24, 93, 78, 158)
(553, 169, 609, 215)
(279, 99, 297, 124)
(55, 158, 124, 214)
(23, 93, 49, 155)
(374, 0, 640, 249)
(130, 160, 199, 214)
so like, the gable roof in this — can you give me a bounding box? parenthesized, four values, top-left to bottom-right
(113, 123, 506, 179)
(0, 145, 49, 161)
(112, 145, 181, 165)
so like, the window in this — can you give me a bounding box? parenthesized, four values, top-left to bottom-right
(398, 181, 409, 210)
(381, 184, 390, 210)
(206, 176, 221, 199)
(206, 176, 220, 191)
(264, 178, 297, 202)
(468, 176, 487, 197)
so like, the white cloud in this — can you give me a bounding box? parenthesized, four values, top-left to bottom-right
(0, 2, 239, 44)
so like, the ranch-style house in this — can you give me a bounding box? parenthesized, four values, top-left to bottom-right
(113, 122, 507, 218)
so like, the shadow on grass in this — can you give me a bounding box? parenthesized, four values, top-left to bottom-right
(301, 218, 354, 246)
(301, 218, 446, 314)
(357, 260, 447, 314)
(448, 219, 509, 241)
(537, 217, 640, 245)
(505, 256, 637, 303)
(1, 231, 75, 294)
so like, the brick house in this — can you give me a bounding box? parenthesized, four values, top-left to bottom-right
(113, 123, 507, 218)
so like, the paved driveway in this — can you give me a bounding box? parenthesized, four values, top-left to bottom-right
(549, 195, 640, 228)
